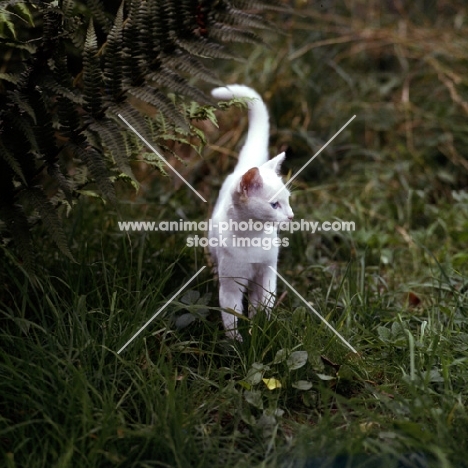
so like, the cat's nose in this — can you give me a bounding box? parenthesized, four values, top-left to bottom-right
(288, 212, 294, 220)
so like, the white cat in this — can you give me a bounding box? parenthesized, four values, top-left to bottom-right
(209, 85, 294, 340)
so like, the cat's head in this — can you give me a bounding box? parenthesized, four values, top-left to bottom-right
(235, 152, 294, 222)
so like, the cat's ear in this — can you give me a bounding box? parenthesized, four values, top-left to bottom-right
(240, 167, 263, 196)
(263, 152, 286, 174)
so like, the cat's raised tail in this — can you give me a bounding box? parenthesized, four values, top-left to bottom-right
(211, 85, 270, 172)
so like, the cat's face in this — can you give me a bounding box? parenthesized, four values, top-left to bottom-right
(235, 152, 294, 223)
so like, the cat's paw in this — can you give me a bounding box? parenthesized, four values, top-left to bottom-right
(225, 328, 243, 342)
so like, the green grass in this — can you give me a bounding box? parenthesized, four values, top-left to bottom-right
(1, 180, 467, 467)
(2, 1, 468, 467)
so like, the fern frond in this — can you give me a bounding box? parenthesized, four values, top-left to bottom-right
(6, 90, 36, 123)
(89, 120, 135, 180)
(83, 19, 104, 118)
(128, 86, 188, 129)
(0, 72, 20, 84)
(56, 96, 81, 139)
(46, 53, 84, 104)
(0, 6, 19, 40)
(122, 5, 146, 87)
(148, 67, 213, 104)
(47, 163, 73, 203)
(7, 112, 38, 153)
(176, 36, 239, 60)
(0, 0, 282, 269)
(166, 0, 198, 40)
(38, 74, 84, 105)
(21, 187, 74, 261)
(29, 92, 58, 165)
(85, 0, 112, 33)
(0, 40, 35, 54)
(0, 110, 36, 179)
(1, 0, 35, 12)
(135, 0, 153, 63)
(61, 0, 75, 17)
(108, 102, 151, 140)
(0, 203, 35, 275)
(0, 139, 26, 184)
(209, 23, 262, 45)
(103, 1, 125, 103)
(61, 5, 86, 50)
(39, 8, 62, 59)
(140, 147, 169, 176)
(165, 52, 221, 85)
(210, 5, 272, 30)
(66, 141, 116, 203)
(81, 128, 101, 152)
(149, 0, 175, 54)
(229, 0, 289, 12)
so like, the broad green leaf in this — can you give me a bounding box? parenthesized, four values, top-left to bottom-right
(391, 321, 405, 337)
(17, 4, 35, 26)
(286, 351, 308, 370)
(245, 362, 269, 385)
(308, 353, 325, 372)
(244, 390, 263, 409)
(429, 368, 444, 383)
(292, 380, 313, 390)
(377, 326, 391, 341)
(316, 373, 336, 381)
(237, 380, 252, 391)
(180, 290, 200, 305)
(240, 408, 256, 426)
(197, 292, 212, 306)
(175, 313, 196, 329)
(273, 348, 288, 364)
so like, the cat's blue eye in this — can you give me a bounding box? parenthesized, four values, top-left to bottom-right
(270, 202, 279, 209)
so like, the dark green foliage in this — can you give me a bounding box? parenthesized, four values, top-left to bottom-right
(0, 0, 276, 275)
(21, 187, 74, 261)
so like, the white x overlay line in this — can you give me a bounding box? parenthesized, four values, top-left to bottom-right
(268, 114, 356, 202)
(269, 266, 358, 354)
(118, 114, 207, 203)
(117, 266, 206, 354)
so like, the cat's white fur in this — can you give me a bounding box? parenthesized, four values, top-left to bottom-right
(209, 85, 294, 340)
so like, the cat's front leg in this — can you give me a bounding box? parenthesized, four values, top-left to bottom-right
(219, 277, 246, 341)
(250, 264, 277, 319)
